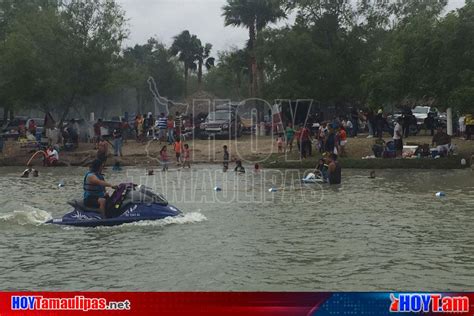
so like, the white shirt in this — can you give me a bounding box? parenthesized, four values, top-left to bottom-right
(393, 123, 402, 140)
(48, 149, 59, 160)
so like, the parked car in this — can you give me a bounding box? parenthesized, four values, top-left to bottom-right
(387, 106, 446, 136)
(240, 112, 256, 134)
(200, 108, 242, 139)
(1, 116, 28, 140)
(100, 120, 122, 139)
(412, 106, 433, 126)
(26, 118, 45, 137)
(413, 106, 447, 130)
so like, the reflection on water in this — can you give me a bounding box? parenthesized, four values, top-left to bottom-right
(0, 166, 473, 291)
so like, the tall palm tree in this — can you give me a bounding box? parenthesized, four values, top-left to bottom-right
(222, 0, 287, 98)
(196, 43, 215, 89)
(170, 30, 201, 97)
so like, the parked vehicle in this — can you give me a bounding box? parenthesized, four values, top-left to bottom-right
(412, 106, 433, 126)
(1, 116, 28, 140)
(200, 107, 242, 139)
(240, 112, 256, 134)
(26, 118, 45, 137)
(100, 120, 122, 139)
(412, 106, 446, 127)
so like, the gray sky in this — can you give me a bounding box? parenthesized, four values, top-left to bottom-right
(119, 0, 466, 53)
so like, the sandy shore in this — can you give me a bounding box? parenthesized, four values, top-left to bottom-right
(1, 133, 473, 168)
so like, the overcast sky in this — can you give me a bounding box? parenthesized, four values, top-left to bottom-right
(118, 0, 466, 53)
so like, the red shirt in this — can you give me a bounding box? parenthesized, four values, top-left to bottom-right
(174, 142, 182, 153)
(300, 128, 310, 141)
(93, 123, 101, 136)
(340, 129, 347, 141)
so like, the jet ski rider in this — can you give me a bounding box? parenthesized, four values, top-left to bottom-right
(84, 159, 118, 218)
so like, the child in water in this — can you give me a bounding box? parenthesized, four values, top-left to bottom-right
(182, 144, 191, 168)
(315, 158, 328, 181)
(234, 160, 245, 173)
(160, 146, 169, 171)
(112, 161, 122, 171)
(254, 163, 261, 173)
(223, 145, 229, 172)
(277, 134, 284, 153)
(21, 167, 39, 178)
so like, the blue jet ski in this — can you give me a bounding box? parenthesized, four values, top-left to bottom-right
(47, 183, 182, 227)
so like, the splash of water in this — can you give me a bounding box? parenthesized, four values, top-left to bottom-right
(0, 205, 52, 226)
(118, 212, 207, 228)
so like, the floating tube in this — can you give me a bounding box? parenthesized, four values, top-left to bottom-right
(26, 151, 47, 166)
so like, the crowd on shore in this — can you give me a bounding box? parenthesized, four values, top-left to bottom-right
(91, 112, 193, 172)
(277, 109, 473, 160)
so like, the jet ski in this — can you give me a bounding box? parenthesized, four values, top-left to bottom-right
(46, 183, 182, 227)
(301, 173, 326, 184)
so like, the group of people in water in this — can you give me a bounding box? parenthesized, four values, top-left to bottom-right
(158, 140, 192, 172)
(21, 145, 60, 178)
(314, 153, 342, 185)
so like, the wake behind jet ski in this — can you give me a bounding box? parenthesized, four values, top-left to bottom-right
(47, 183, 182, 227)
(47, 157, 181, 227)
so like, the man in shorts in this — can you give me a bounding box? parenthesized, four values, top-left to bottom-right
(393, 117, 403, 157)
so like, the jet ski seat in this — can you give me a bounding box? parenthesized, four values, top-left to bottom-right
(68, 200, 102, 214)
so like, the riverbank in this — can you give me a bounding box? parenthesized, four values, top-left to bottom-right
(261, 155, 470, 169)
(1, 134, 473, 169)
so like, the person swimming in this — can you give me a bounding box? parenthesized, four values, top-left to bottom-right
(234, 160, 246, 173)
(112, 161, 122, 171)
(21, 167, 39, 178)
(254, 163, 261, 173)
(83, 159, 117, 218)
(315, 158, 328, 181)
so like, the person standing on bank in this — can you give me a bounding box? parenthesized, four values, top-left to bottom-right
(175, 112, 183, 138)
(113, 127, 123, 157)
(393, 117, 404, 157)
(156, 113, 168, 143)
(97, 137, 109, 163)
(351, 108, 359, 138)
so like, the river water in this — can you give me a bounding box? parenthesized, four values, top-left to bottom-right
(0, 166, 473, 291)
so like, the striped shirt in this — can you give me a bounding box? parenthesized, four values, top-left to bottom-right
(175, 116, 182, 129)
(157, 116, 168, 129)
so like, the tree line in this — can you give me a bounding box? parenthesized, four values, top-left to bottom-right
(207, 0, 474, 113)
(1, 0, 473, 122)
(0, 0, 215, 120)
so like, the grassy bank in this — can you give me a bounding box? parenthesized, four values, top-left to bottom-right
(1, 135, 473, 169)
(261, 154, 471, 170)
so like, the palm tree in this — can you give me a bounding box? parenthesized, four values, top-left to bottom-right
(170, 30, 201, 97)
(196, 43, 215, 89)
(222, 0, 287, 98)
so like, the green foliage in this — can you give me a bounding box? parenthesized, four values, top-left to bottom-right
(119, 38, 184, 112)
(170, 30, 202, 97)
(1, 0, 474, 118)
(0, 0, 127, 117)
(216, 0, 474, 114)
(222, 0, 288, 98)
(204, 48, 250, 99)
(196, 43, 215, 88)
